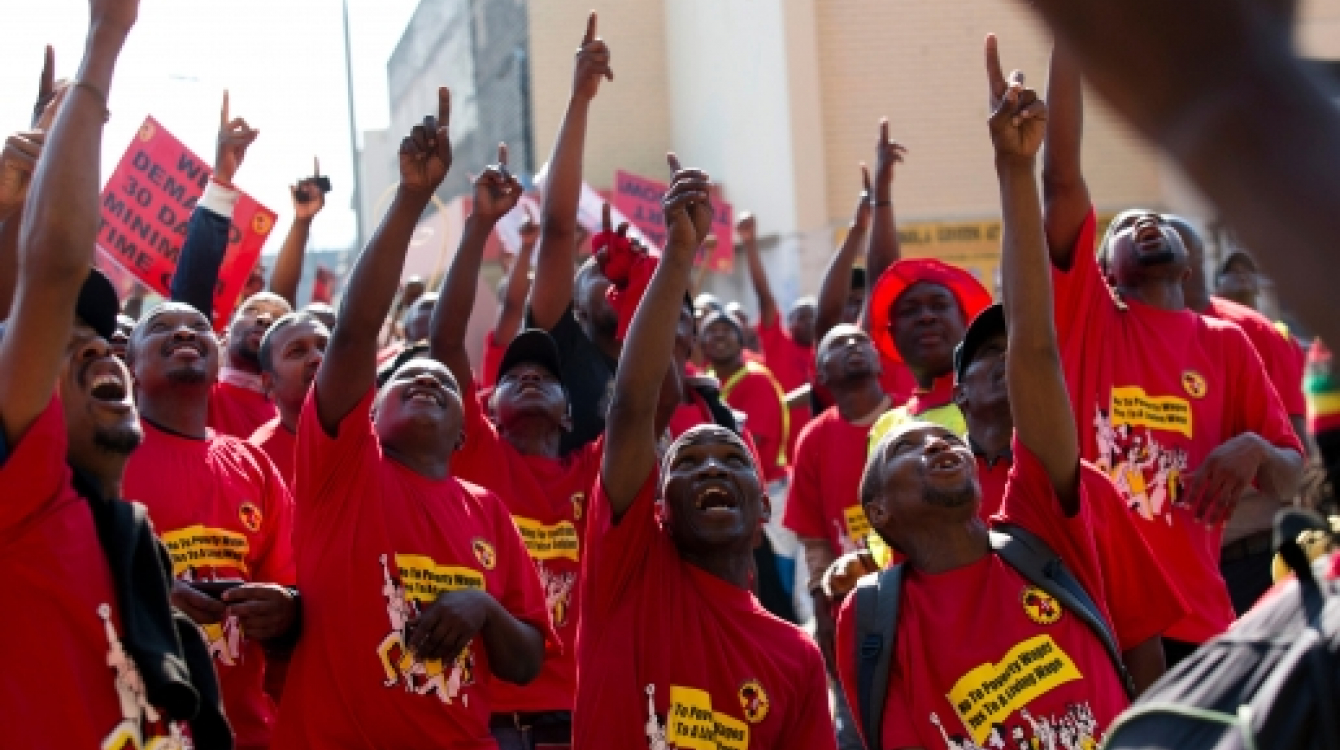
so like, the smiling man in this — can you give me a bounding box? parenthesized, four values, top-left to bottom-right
(122, 298, 298, 750)
(271, 89, 553, 750)
(837, 46, 1142, 747)
(574, 156, 835, 749)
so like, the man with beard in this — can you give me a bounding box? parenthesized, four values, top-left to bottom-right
(168, 91, 292, 439)
(526, 13, 621, 454)
(1041, 44, 1302, 664)
(249, 311, 330, 487)
(0, 7, 229, 746)
(863, 119, 994, 449)
(429, 144, 597, 749)
(272, 87, 552, 749)
(574, 153, 835, 750)
(837, 48, 1138, 746)
(1168, 217, 1309, 614)
(700, 308, 789, 485)
(740, 211, 817, 460)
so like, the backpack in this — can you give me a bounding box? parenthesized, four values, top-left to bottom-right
(1099, 509, 1339, 750)
(852, 522, 1134, 750)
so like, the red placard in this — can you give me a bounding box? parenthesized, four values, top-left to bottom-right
(96, 116, 277, 328)
(612, 169, 734, 272)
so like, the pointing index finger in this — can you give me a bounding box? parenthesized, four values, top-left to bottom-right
(498, 141, 509, 166)
(862, 163, 872, 193)
(583, 11, 597, 46)
(437, 87, 452, 130)
(879, 118, 889, 147)
(314, 156, 321, 176)
(39, 45, 55, 101)
(666, 152, 683, 174)
(602, 202, 612, 234)
(985, 34, 1006, 97)
(221, 89, 230, 128)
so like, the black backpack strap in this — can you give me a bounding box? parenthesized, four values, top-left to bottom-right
(854, 565, 904, 750)
(990, 524, 1136, 699)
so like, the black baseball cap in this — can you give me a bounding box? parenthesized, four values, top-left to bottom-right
(953, 303, 1006, 383)
(76, 267, 121, 341)
(498, 329, 564, 383)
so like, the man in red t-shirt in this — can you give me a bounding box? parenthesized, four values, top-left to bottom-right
(1041, 47, 1303, 663)
(1170, 217, 1310, 614)
(249, 311, 330, 487)
(740, 211, 814, 461)
(1, 21, 227, 747)
(429, 152, 600, 748)
(272, 92, 553, 750)
(701, 309, 789, 483)
(837, 58, 1143, 747)
(123, 298, 299, 750)
(574, 158, 836, 749)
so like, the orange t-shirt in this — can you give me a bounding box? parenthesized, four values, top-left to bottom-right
(272, 389, 555, 749)
(1052, 209, 1302, 643)
(1, 398, 183, 748)
(123, 420, 296, 750)
(452, 378, 600, 713)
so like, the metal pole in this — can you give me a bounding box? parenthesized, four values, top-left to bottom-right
(342, 0, 364, 257)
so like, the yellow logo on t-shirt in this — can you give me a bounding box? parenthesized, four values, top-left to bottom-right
(946, 635, 1083, 745)
(512, 517, 580, 562)
(471, 538, 497, 570)
(238, 501, 262, 533)
(160, 525, 250, 577)
(1109, 386, 1192, 438)
(665, 685, 750, 750)
(1020, 586, 1063, 625)
(1182, 370, 1207, 399)
(843, 505, 872, 546)
(738, 679, 770, 724)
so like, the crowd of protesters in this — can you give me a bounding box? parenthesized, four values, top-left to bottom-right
(2, 1, 1339, 749)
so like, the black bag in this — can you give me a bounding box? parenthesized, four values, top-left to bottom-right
(1100, 509, 1339, 750)
(852, 523, 1133, 750)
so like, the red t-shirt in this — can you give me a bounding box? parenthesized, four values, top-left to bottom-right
(758, 311, 814, 462)
(480, 330, 507, 388)
(1, 399, 183, 748)
(669, 392, 717, 439)
(574, 471, 837, 749)
(784, 406, 883, 555)
(124, 420, 297, 750)
(452, 378, 600, 713)
(1052, 210, 1302, 643)
(836, 443, 1130, 749)
(716, 362, 790, 483)
(272, 389, 555, 749)
(878, 357, 919, 407)
(250, 416, 296, 489)
(210, 380, 278, 439)
(1205, 297, 1306, 418)
(976, 452, 1187, 651)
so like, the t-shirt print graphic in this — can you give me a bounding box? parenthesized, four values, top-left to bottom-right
(376, 554, 477, 705)
(927, 702, 1101, 750)
(99, 604, 190, 750)
(537, 562, 576, 629)
(1091, 403, 1190, 523)
(641, 683, 752, 750)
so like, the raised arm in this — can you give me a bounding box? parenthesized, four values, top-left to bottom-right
(1040, 44, 1091, 268)
(738, 213, 779, 327)
(603, 155, 713, 516)
(494, 204, 538, 343)
(315, 88, 452, 433)
(429, 143, 522, 387)
(815, 167, 873, 342)
(170, 90, 257, 318)
(0, 51, 57, 319)
(527, 12, 613, 329)
(269, 157, 325, 307)
(988, 36, 1079, 513)
(863, 119, 907, 314)
(0, 0, 137, 446)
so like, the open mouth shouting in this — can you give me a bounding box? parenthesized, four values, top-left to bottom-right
(694, 483, 741, 518)
(164, 338, 206, 362)
(404, 383, 447, 408)
(85, 363, 133, 413)
(926, 449, 967, 477)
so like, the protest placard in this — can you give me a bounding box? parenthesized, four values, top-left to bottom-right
(612, 169, 734, 271)
(96, 116, 277, 328)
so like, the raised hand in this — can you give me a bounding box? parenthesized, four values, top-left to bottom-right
(871, 118, 908, 197)
(399, 87, 454, 197)
(853, 164, 874, 230)
(0, 131, 45, 221)
(573, 11, 614, 101)
(986, 35, 1047, 161)
(291, 156, 326, 220)
(216, 90, 259, 185)
(518, 202, 539, 245)
(473, 142, 524, 222)
(736, 212, 757, 244)
(662, 153, 714, 252)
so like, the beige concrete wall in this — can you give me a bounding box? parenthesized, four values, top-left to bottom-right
(812, 0, 1162, 227)
(526, 1, 672, 190)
